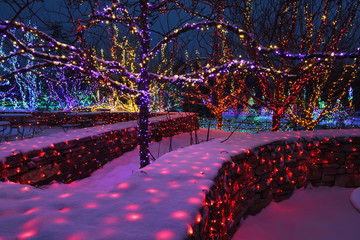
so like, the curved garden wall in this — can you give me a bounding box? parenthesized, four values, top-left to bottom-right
(187, 130, 360, 239)
(0, 112, 198, 186)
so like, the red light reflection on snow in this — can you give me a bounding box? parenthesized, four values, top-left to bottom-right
(155, 229, 175, 240)
(59, 207, 71, 213)
(54, 217, 68, 224)
(151, 198, 162, 204)
(17, 230, 37, 239)
(21, 186, 30, 192)
(58, 193, 72, 198)
(168, 181, 180, 188)
(23, 218, 40, 229)
(85, 203, 98, 208)
(66, 233, 86, 240)
(188, 179, 197, 184)
(104, 217, 118, 224)
(147, 188, 158, 194)
(109, 193, 120, 198)
(24, 208, 40, 215)
(125, 204, 140, 211)
(126, 213, 142, 221)
(171, 211, 189, 220)
(188, 197, 202, 204)
(160, 168, 169, 174)
(101, 229, 116, 236)
(199, 185, 209, 191)
(30, 197, 41, 201)
(117, 182, 130, 189)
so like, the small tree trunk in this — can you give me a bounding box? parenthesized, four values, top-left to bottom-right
(138, 0, 151, 168)
(137, 92, 150, 168)
(216, 112, 223, 130)
(271, 111, 282, 131)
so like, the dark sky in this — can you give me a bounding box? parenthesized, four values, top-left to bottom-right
(0, 0, 64, 22)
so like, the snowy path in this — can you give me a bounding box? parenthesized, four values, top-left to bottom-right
(232, 186, 360, 240)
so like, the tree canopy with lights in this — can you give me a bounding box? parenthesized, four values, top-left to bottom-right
(1, 0, 360, 167)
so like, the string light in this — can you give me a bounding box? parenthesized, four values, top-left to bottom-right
(1, 1, 360, 166)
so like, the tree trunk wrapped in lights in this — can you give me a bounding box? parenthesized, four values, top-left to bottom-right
(227, 0, 360, 131)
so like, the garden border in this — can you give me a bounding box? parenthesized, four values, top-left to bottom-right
(186, 129, 360, 239)
(0, 112, 199, 186)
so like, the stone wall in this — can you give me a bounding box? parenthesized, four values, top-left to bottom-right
(0, 113, 198, 186)
(188, 135, 360, 240)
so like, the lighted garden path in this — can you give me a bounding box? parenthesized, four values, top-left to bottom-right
(0, 128, 359, 239)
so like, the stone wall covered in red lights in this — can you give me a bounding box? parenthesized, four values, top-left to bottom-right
(188, 135, 360, 239)
(0, 113, 198, 186)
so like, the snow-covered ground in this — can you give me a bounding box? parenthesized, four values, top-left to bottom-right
(0, 127, 359, 240)
(232, 186, 360, 240)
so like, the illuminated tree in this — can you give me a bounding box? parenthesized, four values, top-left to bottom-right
(0, 0, 259, 167)
(43, 66, 97, 110)
(227, 0, 360, 131)
(0, 24, 42, 110)
(178, 0, 248, 130)
(287, 63, 358, 130)
(1, 0, 360, 168)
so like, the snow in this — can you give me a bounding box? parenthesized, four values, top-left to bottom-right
(0, 127, 359, 240)
(232, 186, 360, 240)
(0, 112, 190, 161)
(350, 187, 360, 213)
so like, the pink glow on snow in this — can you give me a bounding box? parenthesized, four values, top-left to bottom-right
(66, 233, 86, 240)
(53, 217, 68, 224)
(168, 181, 180, 188)
(117, 182, 130, 189)
(21, 186, 30, 192)
(101, 229, 116, 236)
(104, 217, 118, 224)
(24, 208, 40, 215)
(147, 188, 159, 194)
(155, 229, 175, 240)
(23, 218, 40, 229)
(17, 230, 37, 239)
(160, 168, 170, 174)
(59, 207, 71, 213)
(108, 193, 121, 198)
(84, 203, 98, 208)
(188, 179, 197, 184)
(125, 204, 140, 211)
(58, 193, 72, 198)
(151, 198, 162, 204)
(171, 211, 189, 220)
(0, 127, 359, 240)
(126, 213, 142, 221)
